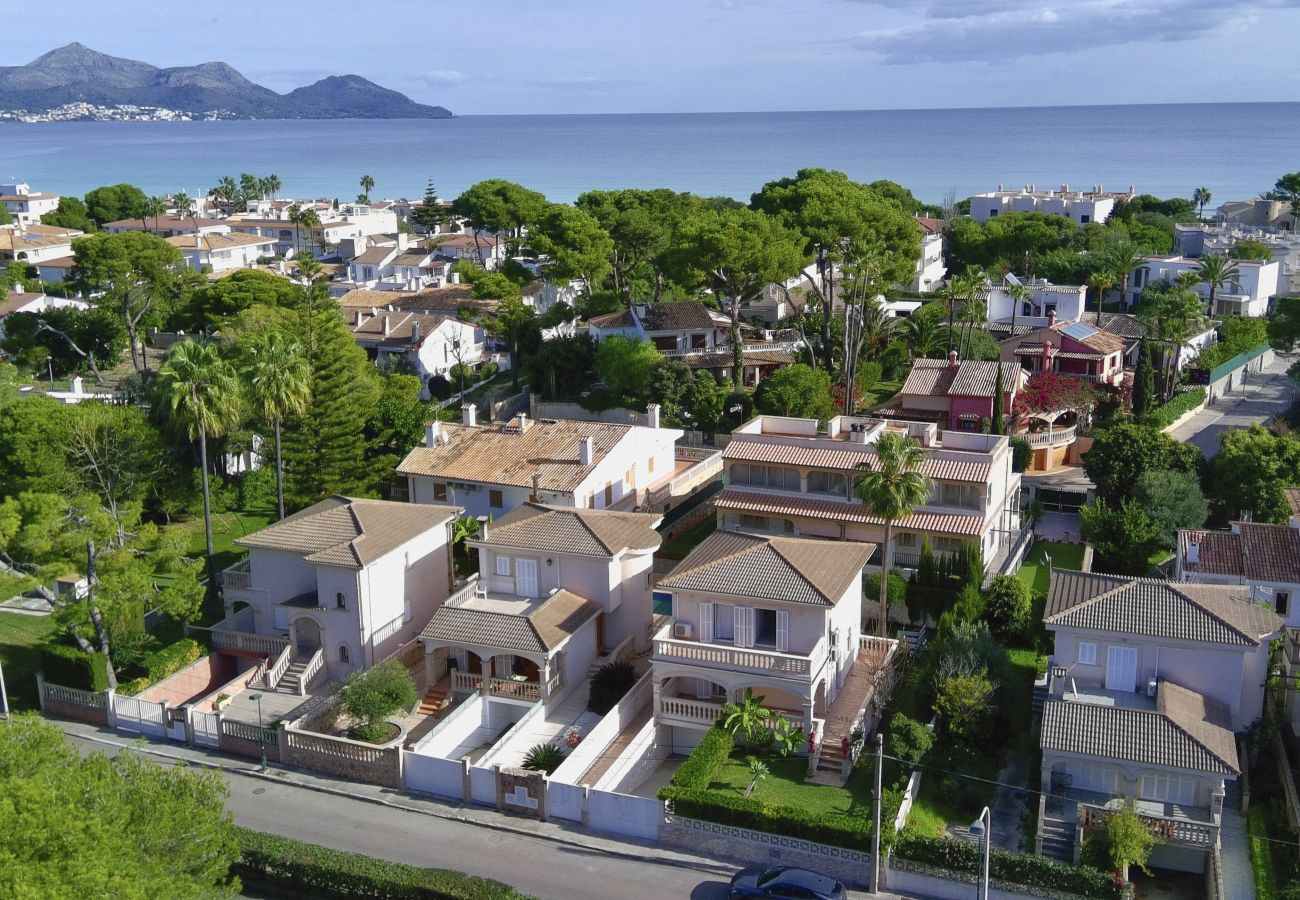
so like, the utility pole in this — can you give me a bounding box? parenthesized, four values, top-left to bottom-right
(872, 731, 884, 894)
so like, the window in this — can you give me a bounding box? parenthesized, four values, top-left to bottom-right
(807, 471, 847, 496)
(1080, 214, 1090, 224)
(714, 603, 735, 641)
(730, 463, 800, 491)
(1278, 592, 1290, 616)
(754, 608, 778, 648)
(1077, 641, 1097, 665)
(1140, 773, 1196, 805)
(338, 645, 350, 663)
(489, 489, 503, 509)
(896, 532, 918, 548)
(335, 592, 346, 609)
(495, 555, 511, 576)
(433, 482, 448, 501)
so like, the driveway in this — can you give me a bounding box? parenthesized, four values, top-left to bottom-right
(1167, 353, 1295, 457)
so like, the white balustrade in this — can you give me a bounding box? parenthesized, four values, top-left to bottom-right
(452, 672, 482, 693)
(489, 678, 541, 701)
(210, 628, 290, 658)
(653, 628, 824, 679)
(264, 644, 291, 689)
(657, 696, 723, 726)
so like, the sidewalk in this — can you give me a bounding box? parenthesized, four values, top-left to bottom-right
(54, 718, 731, 877)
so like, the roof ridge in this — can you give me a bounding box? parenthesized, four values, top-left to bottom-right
(673, 532, 764, 580)
(767, 538, 833, 602)
(1165, 583, 1256, 644)
(1158, 708, 1235, 770)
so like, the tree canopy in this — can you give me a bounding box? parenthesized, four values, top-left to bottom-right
(1083, 422, 1203, 503)
(83, 183, 149, 226)
(753, 363, 836, 420)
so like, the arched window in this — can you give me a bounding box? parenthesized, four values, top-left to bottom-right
(338, 644, 350, 663)
(335, 592, 346, 609)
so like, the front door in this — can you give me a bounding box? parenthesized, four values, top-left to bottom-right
(515, 558, 539, 597)
(1105, 646, 1138, 692)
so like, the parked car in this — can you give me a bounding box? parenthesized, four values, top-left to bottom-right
(728, 865, 848, 900)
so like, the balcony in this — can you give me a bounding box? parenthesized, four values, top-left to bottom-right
(220, 559, 252, 591)
(1077, 799, 1218, 850)
(1022, 425, 1077, 448)
(655, 690, 808, 731)
(652, 624, 826, 680)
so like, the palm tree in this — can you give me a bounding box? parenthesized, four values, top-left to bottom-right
(1195, 254, 1241, 317)
(173, 190, 193, 236)
(299, 207, 322, 257)
(240, 331, 311, 520)
(265, 174, 281, 201)
(144, 195, 168, 234)
(286, 203, 303, 255)
(1193, 187, 1212, 220)
(214, 176, 239, 215)
(720, 689, 773, 748)
(1137, 287, 1202, 401)
(239, 173, 260, 209)
(1004, 280, 1030, 336)
(743, 757, 770, 798)
(904, 315, 944, 359)
(359, 174, 375, 203)
(1101, 241, 1143, 311)
(855, 432, 934, 637)
(1087, 269, 1117, 317)
(155, 340, 242, 602)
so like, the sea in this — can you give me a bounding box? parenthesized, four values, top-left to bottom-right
(1, 102, 1298, 205)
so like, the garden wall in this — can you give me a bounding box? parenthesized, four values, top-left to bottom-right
(283, 727, 403, 788)
(885, 860, 1094, 900)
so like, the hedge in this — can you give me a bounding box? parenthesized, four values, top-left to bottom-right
(234, 827, 534, 899)
(1146, 388, 1206, 429)
(119, 638, 206, 696)
(661, 786, 871, 850)
(666, 726, 733, 788)
(40, 643, 110, 692)
(893, 835, 1123, 899)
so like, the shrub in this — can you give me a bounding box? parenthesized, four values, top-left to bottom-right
(587, 661, 636, 714)
(521, 743, 566, 774)
(1146, 387, 1206, 429)
(867, 572, 907, 607)
(660, 787, 871, 850)
(142, 638, 204, 681)
(885, 712, 933, 767)
(234, 827, 532, 899)
(667, 727, 734, 789)
(893, 835, 1122, 899)
(40, 642, 110, 691)
(336, 659, 418, 741)
(934, 671, 996, 744)
(982, 575, 1033, 643)
(1009, 436, 1032, 473)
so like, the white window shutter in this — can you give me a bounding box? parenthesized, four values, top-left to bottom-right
(744, 607, 756, 648)
(735, 606, 747, 648)
(695, 678, 712, 700)
(776, 611, 789, 653)
(699, 602, 713, 643)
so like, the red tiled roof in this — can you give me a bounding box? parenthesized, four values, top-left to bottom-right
(715, 488, 985, 536)
(723, 437, 991, 483)
(1180, 523, 1300, 583)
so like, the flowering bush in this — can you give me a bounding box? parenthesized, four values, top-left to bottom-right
(1014, 370, 1097, 416)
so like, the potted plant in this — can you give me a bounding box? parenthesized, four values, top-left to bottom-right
(213, 693, 232, 711)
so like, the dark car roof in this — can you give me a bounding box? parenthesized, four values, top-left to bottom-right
(765, 867, 840, 893)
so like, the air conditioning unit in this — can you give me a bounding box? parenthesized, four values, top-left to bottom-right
(673, 622, 694, 639)
(1146, 679, 1158, 697)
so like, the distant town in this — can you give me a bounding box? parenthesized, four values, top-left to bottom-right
(0, 102, 238, 123)
(3, 167, 1300, 900)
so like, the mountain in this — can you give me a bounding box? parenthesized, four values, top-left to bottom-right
(0, 43, 452, 119)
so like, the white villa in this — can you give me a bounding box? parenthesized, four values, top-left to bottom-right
(1126, 254, 1280, 317)
(348, 308, 486, 397)
(969, 184, 1133, 225)
(165, 231, 278, 274)
(0, 183, 60, 226)
(909, 216, 948, 294)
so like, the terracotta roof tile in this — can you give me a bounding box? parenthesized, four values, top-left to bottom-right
(1180, 523, 1300, 583)
(715, 488, 986, 536)
(419, 589, 599, 654)
(236, 496, 456, 569)
(899, 358, 1022, 399)
(479, 503, 661, 556)
(723, 437, 991, 482)
(659, 531, 873, 606)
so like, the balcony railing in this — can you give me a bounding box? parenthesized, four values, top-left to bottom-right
(210, 628, 290, 659)
(1022, 425, 1078, 448)
(451, 671, 481, 694)
(1078, 802, 1218, 849)
(653, 626, 825, 679)
(489, 677, 541, 702)
(658, 696, 723, 727)
(221, 560, 252, 591)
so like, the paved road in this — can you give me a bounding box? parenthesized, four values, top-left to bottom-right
(1168, 353, 1294, 457)
(64, 733, 893, 900)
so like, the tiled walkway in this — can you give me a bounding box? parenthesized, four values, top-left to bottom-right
(1219, 807, 1256, 900)
(577, 705, 652, 786)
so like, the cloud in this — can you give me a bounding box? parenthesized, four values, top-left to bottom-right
(846, 0, 1300, 64)
(417, 70, 469, 87)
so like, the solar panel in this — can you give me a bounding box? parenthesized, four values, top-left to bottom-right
(1061, 322, 1098, 341)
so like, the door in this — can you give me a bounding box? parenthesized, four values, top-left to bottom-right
(515, 558, 539, 597)
(1105, 646, 1138, 692)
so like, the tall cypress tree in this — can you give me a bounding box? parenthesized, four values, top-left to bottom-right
(1132, 339, 1155, 422)
(281, 277, 379, 507)
(990, 364, 1006, 435)
(412, 178, 443, 233)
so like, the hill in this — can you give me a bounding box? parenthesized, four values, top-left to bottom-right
(0, 43, 452, 119)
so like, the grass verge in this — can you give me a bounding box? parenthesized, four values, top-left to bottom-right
(1017, 541, 1085, 595)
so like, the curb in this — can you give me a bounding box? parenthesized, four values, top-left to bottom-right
(63, 727, 732, 877)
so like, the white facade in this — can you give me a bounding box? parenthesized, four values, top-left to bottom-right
(0, 183, 60, 226)
(908, 219, 947, 294)
(985, 276, 1087, 325)
(1127, 254, 1280, 316)
(969, 184, 1132, 225)
(0, 292, 89, 340)
(166, 231, 278, 273)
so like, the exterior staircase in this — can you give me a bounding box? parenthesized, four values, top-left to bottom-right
(817, 713, 855, 775)
(417, 678, 452, 716)
(276, 653, 321, 695)
(1039, 816, 1075, 862)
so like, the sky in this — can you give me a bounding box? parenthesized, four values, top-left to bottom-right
(5, 0, 1300, 115)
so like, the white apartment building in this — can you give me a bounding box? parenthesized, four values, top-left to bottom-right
(1126, 254, 1280, 317)
(399, 410, 689, 520)
(714, 415, 1021, 572)
(348, 308, 486, 396)
(985, 275, 1088, 328)
(909, 217, 948, 293)
(165, 231, 278, 274)
(0, 183, 60, 226)
(969, 184, 1134, 225)
(226, 202, 399, 258)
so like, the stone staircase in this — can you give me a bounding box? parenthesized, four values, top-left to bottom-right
(276, 654, 318, 695)
(1039, 816, 1075, 863)
(417, 678, 452, 717)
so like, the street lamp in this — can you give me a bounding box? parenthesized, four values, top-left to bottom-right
(248, 692, 267, 772)
(969, 806, 992, 900)
(0, 656, 10, 719)
(45, 355, 53, 386)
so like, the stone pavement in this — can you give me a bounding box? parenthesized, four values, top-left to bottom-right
(1167, 352, 1295, 457)
(1219, 806, 1256, 900)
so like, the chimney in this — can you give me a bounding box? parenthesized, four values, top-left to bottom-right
(382, 315, 391, 336)
(1186, 542, 1200, 565)
(517, 413, 529, 431)
(531, 472, 541, 501)
(355, 309, 365, 326)
(462, 403, 477, 427)
(397, 231, 409, 251)
(1047, 309, 1057, 328)
(578, 436, 593, 465)
(646, 403, 661, 429)
(948, 350, 959, 369)
(424, 422, 439, 447)
(411, 321, 421, 342)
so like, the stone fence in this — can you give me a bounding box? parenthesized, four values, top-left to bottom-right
(283, 727, 403, 788)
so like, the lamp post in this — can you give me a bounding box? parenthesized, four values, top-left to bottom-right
(0, 656, 9, 719)
(248, 692, 267, 772)
(45, 355, 53, 386)
(970, 806, 992, 900)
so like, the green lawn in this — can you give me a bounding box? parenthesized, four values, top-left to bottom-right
(662, 517, 717, 557)
(177, 505, 275, 574)
(0, 613, 60, 711)
(707, 755, 873, 818)
(1016, 541, 1085, 595)
(861, 379, 903, 410)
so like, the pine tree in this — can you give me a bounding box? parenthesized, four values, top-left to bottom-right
(1132, 339, 1155, 422)
(281, 274, 379, 507)
(917, 537, 937, 588)
(991, 364, 1006, 434)
(412, 178, 443, 233)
